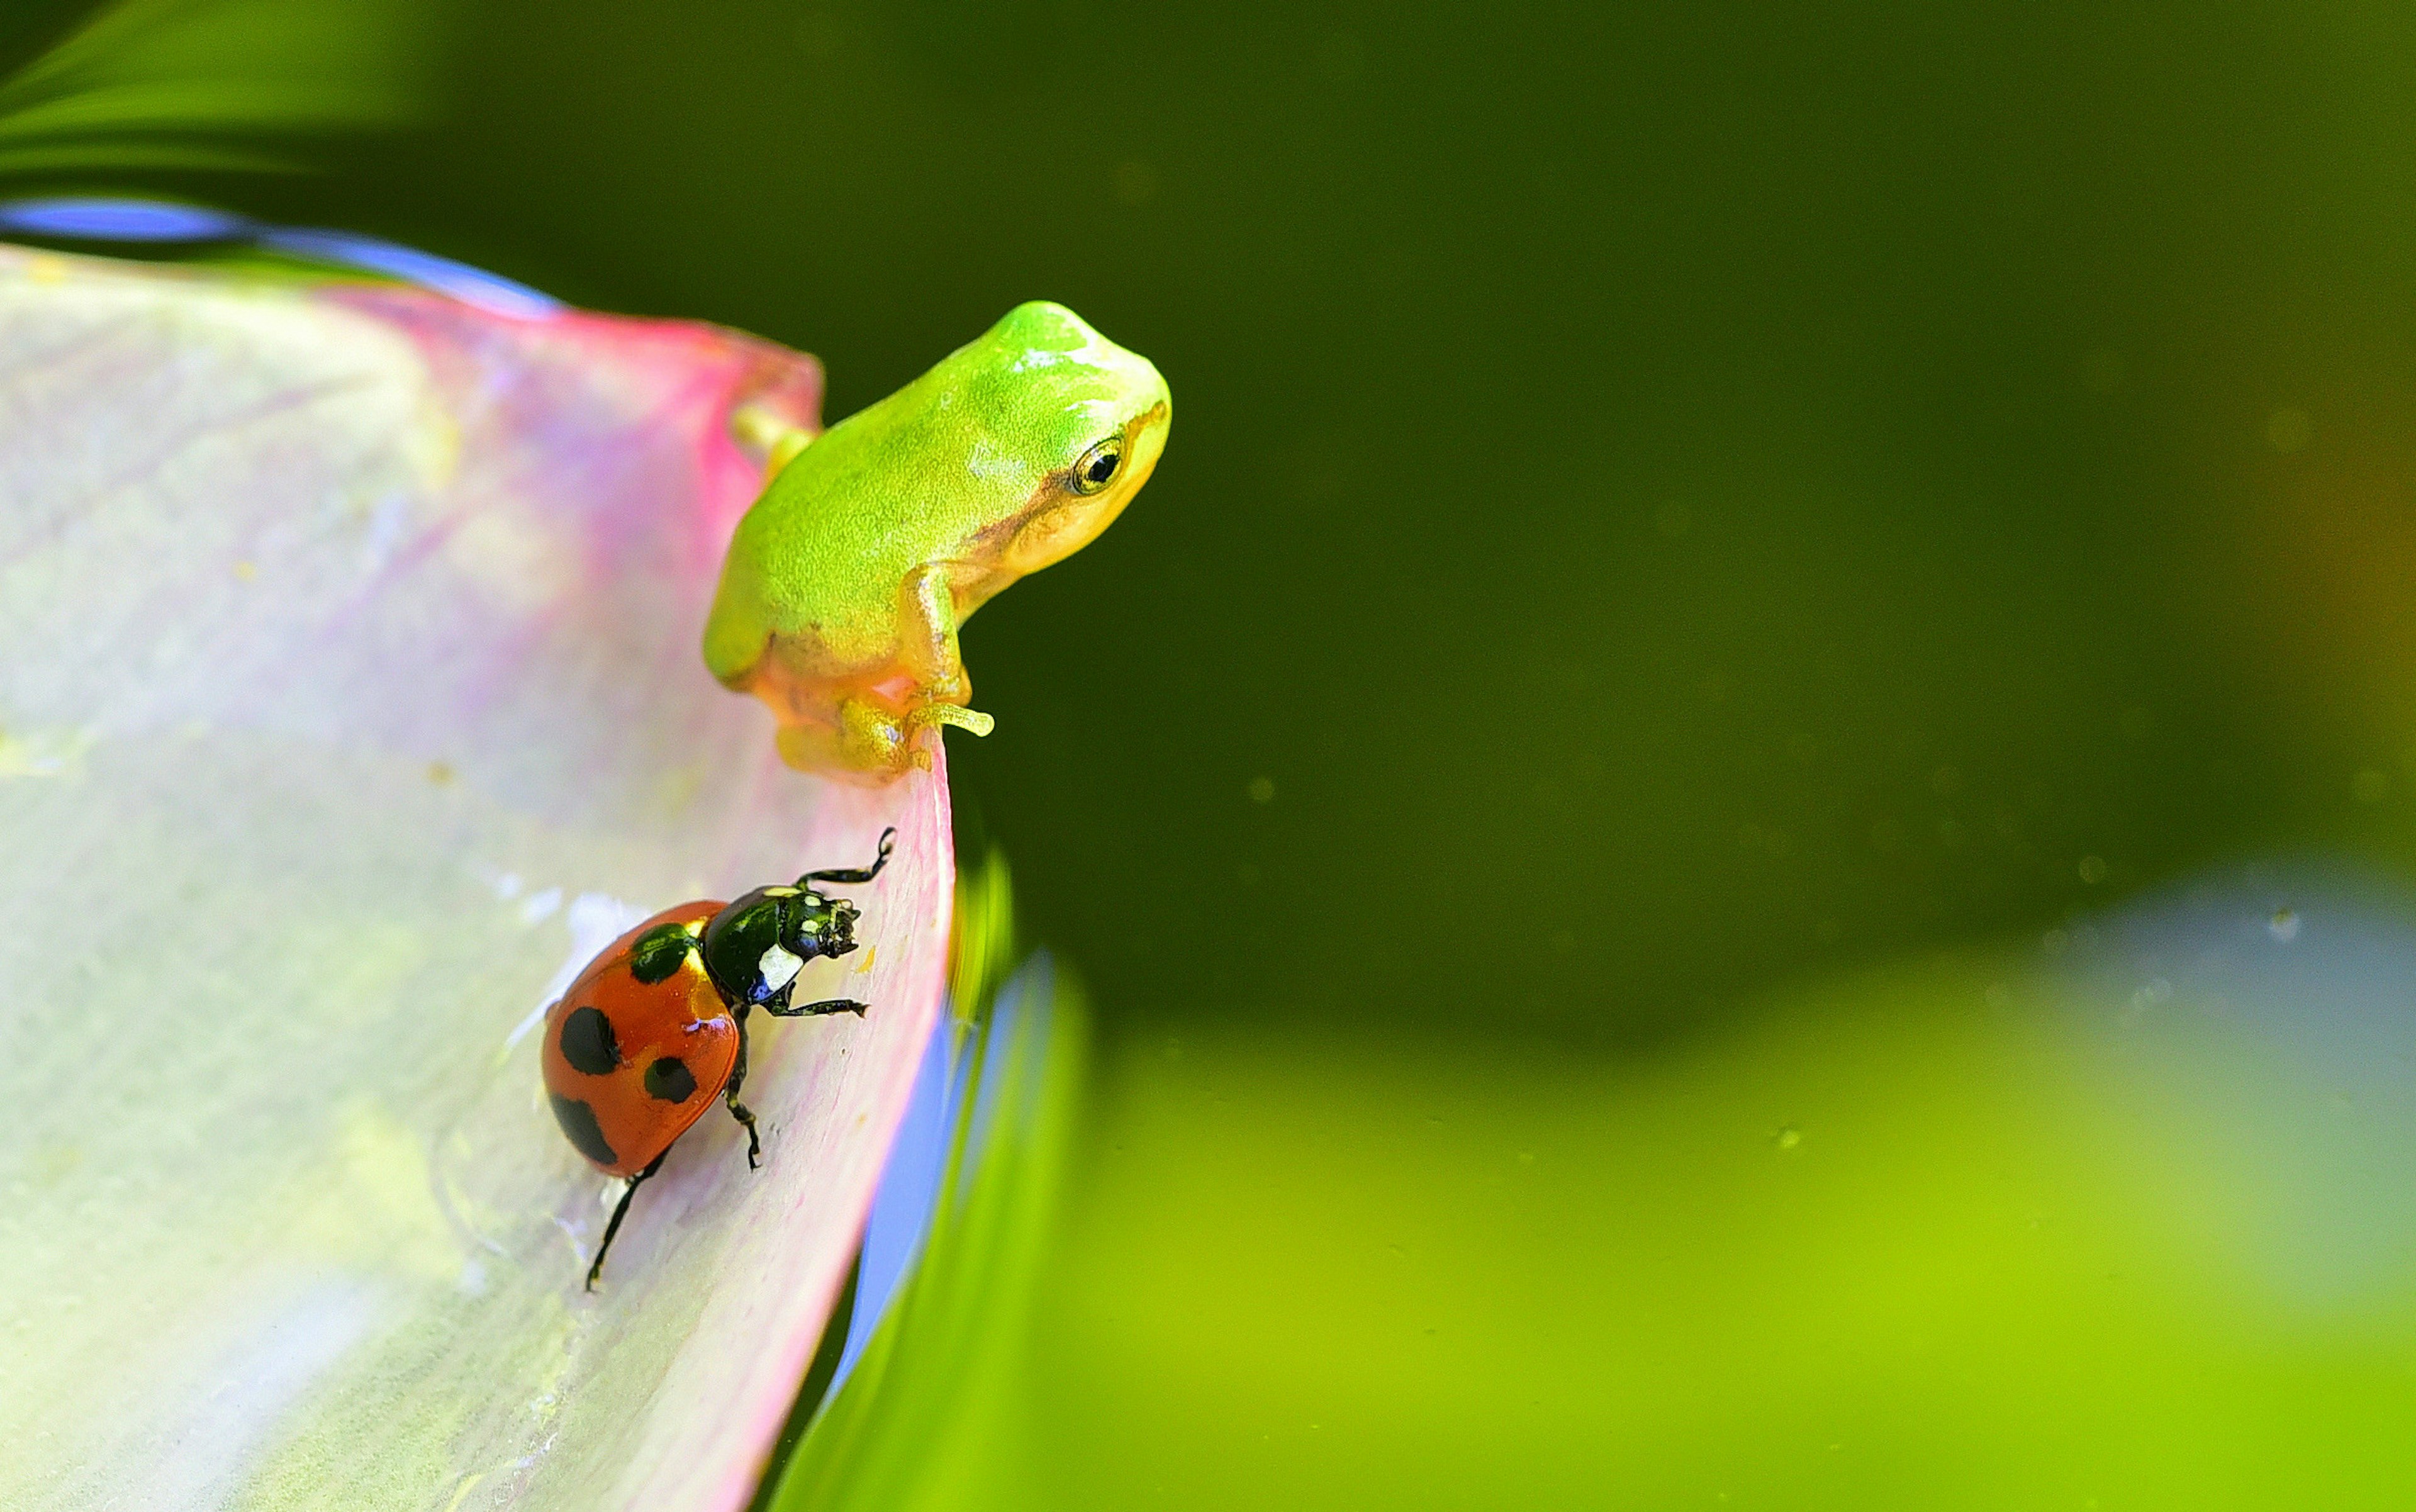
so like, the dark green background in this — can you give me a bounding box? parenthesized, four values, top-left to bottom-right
(22, 0, 2416, 1052)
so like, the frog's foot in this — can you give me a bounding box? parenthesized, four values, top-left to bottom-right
(727, 402, 815, 479)
(769, 695, 992, 782)
(773, 702, 912, 783)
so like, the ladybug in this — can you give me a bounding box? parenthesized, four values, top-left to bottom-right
(542, 827, 897, 1289)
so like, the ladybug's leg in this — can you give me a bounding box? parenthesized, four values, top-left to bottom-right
(725, 1004, 763, 1170)
(797, 826, 898, 887)
(586, 1151, 668, 1293)
(724, 1095, 763, 1170)
(765, 996, 870, 1017)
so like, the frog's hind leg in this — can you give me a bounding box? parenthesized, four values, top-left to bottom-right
(772, 693, 992, 780)
(774, 697, 913, 780)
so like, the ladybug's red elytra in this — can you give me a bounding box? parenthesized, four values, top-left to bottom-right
(541, 827, 896, 1290)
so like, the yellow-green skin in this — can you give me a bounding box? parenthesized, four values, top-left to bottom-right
(704, 301, 1170, 781)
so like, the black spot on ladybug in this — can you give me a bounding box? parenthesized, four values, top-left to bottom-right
(558, 1005, 619, 1076)
(549, 1092, 618, 1166)
(630, 922, 696, 984)
(644, 1056, 698, 1103)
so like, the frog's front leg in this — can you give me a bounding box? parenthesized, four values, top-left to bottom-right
(897, 564, 996, 739)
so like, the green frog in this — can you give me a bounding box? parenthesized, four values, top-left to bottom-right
(703, 301, 1170, 781)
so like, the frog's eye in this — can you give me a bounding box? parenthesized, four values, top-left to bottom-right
(1069, 436, 1124, 496)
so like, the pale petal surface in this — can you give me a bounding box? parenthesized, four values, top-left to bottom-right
(0, 245, 952, 1510)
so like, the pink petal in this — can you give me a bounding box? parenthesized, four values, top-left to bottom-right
(0, 244, 949, 1510)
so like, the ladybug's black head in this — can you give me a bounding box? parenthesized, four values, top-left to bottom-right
(701, 887, 865, 1008)
(804, 894, 863, 958)
(700, 829, 895, 1010)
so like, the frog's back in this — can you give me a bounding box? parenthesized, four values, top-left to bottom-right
(705, 430, 939, 680)
(705, 367, 1019, 676)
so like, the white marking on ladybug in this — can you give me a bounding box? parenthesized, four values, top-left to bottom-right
(758, 943, 803, 994)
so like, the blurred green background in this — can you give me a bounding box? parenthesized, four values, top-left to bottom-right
(24, 1, 2416, 1503)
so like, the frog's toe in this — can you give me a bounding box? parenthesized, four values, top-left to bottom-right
(910, 704, 995, 738)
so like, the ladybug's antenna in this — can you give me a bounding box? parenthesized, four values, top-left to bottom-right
(798, 827, 897, 888)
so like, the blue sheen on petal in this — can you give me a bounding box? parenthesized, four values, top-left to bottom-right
(0, 196, 254, 240)
(0, 196, 564, 320)
(830, 1010, 966, 1392)
(254, 227, 562, 319)
(825, 952, 1058, 1403)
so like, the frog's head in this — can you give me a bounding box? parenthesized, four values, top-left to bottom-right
(953, 301, 1172, 583)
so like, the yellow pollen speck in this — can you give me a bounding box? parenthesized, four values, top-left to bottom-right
(0, 724, 96, 779)
(426, 761, 455, 785)
(233, 560, 257, 580)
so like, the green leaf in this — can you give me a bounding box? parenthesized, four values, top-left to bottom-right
(764, 946, 1088, 1512)
(0, 0, 439, 179)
